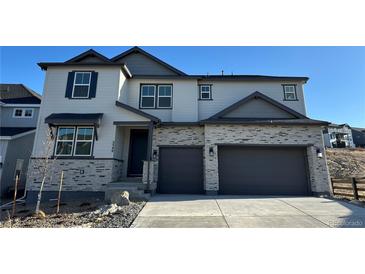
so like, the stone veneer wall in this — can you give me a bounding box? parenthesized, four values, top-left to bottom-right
(204, 124, 331, 194)
(26, 158, 122, 192)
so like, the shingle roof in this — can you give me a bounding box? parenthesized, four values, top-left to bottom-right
(38, 47, 308, 82)
(0, 84, 41, 104)
(0, 127, 36, 137)
(202, 118, 329, 125)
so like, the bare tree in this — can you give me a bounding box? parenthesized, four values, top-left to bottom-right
(34, 127, 57, 216)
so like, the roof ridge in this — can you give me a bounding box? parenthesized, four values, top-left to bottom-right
(110, 46, 187, 76)
(207, 91, 308, 120)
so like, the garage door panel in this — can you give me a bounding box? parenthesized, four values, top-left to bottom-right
(158, 147, 204, 194)
(218, 146, 309, 195)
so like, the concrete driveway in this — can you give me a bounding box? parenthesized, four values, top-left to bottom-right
(131, 195, 365, 228)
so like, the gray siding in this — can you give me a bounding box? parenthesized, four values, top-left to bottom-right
(197, 81, 307, 120)
(115, 52, 178, 75)
(223, 97, 295, 119)
(0, 132, 35, 196)
(0, 106, 39, 127)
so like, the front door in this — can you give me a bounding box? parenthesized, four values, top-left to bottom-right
(128, 129, 148, 177)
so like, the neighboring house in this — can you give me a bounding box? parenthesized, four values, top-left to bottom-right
(27, 47, 331, 202)
(323, 123, 355, 148)
(351, 127, 365, 148)
(0, 84, 41, 198)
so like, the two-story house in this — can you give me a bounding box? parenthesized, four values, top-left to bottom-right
(26, 47, 331, 202)
(0, 84, 41, 199)
(323, 123, 355, 148)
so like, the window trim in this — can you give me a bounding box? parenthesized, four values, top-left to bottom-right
(54, 126, 95, 157)
(140, 85, 156, 109)
(74, 126, 95, 156)
(55, 126, 76, 157)
(72, 71, 92, 99)
(12, 108, 34, 118)
(139, 84, 173, 109)
(282, 84, 298, 101)
(157, 85, 173, 108)
(198, 84, 213, 100)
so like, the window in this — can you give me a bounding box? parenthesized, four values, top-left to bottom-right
(24, 109, 33, 117)
(140, 84, 172, 109)
(283, 85, 298, 101)
(14, 109, 23, 117)
(199, 85, 212, 100)
(72, 72, 91, 98)
(55, 127, 75, 156)
(75, 127, 94, 156)
(157, 85, 172, 108)
(13, 108, 33, 118)
(140, 85, 156, 108)
(55, 126, 94, 157)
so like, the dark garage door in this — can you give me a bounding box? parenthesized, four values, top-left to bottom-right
(158, 147, 204, 194)
(218, 146, 310, 195)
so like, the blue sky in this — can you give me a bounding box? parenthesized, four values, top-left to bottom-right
(1, 46, 364, 127)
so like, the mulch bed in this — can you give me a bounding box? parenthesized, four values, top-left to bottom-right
(0, 199, 145, 228)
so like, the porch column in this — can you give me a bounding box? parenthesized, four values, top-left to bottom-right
(145, 121, 154, 191)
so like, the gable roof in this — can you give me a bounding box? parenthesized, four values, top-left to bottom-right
(115, 101, 160, 122)
(0, 84, 41, 104)
(65, 49, 112, 63)
(37, 47, 309, 81)
(207, 91, 308, 121)
(111, 46, 187, 76)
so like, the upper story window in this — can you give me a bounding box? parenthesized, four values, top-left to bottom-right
(283, 85, 298, 101)
(72, 72, 91, 98)
(157, 85, 172, 108)
(199, 85, 212, 100)
(13, 108, 33, 118)
(140, 84, 172, 109)
(140, 85, 156, 108)
(55, 126, 94, 157)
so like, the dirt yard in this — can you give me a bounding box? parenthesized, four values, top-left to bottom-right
(0, 199, 145, 228)
(326, 148, 365, 178)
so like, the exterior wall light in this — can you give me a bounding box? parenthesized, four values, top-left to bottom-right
(209, 146, 214, 156)
(153, 150, 158, 160)
(316, 148, 323, 158)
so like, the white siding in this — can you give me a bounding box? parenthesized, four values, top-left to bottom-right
(32, 66, 149, 158)
(126, 79, 173, 121)
(197, 80, 307, 120)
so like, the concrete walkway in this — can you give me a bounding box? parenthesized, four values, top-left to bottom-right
(131, 195, 365, 228)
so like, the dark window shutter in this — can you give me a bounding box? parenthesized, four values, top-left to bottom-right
(89, 72, 98, 98)
(65, 72, 75, 98)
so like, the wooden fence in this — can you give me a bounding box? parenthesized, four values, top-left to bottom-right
(331, 177, 365, 201)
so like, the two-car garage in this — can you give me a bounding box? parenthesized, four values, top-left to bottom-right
(218, 146, 310, 196)
(157, 145, 311, 196)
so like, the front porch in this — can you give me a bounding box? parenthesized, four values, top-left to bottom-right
(108, 121, 155, 199)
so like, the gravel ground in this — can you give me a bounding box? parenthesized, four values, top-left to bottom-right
(326, 148, 365, 178)
(0, 199, 145, 228)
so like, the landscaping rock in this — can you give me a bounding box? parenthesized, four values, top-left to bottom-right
(110, 191, 130, 206)
(326, 148, 365, 178)
(0, 199, 145, 228)
(92, 204, 123, 216)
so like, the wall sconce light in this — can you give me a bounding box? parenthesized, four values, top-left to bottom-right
(153, 150, 158, 160)
(316, 147, 323, 158)
(209, 146, 214, 156)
